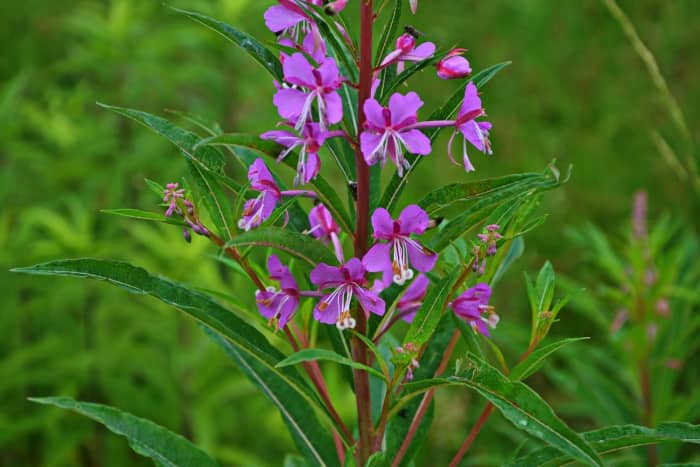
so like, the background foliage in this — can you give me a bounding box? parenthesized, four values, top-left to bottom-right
(3, 0, 698, 465)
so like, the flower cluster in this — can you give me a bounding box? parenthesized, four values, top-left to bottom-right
(162, 183, 210, 242)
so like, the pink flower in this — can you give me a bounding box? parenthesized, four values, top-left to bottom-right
(450, 283, 498, 336)
(363, 205, 437, 286)
(311, 258, 386, 330)
(238, 159, 281, 231)
(264, 0, 323, 39)
(261, 122, 326, 185)
(380, 32, 435, 73)
(436, 49, 472, 79)
(255, 255, 300, 328)
(273, 53, 344, 131)
(397, 274, 430, 323)
(448, 82, 493, 172)
(308, 203, 339, 242)
(360, 91, 431, 176)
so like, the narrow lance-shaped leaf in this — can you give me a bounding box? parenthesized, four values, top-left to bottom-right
(509, 422, 700, 467)
(401, 355, 604, 466)
(29, 397, 220, 467)
(202, 328, 340, 466)
(277, 348, 386, 380)
(100, 209, 185, 226)
(403, 266, 462, 348)
(171, 7, 283, 80)
(13, 259, 345, 465)
(509, 337, 589, 381)
(380, 61, 512, 214)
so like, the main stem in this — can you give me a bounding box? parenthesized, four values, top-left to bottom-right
(352, 1, 374, 464)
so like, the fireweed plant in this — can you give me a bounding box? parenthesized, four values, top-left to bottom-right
(13, 1, 700, 466)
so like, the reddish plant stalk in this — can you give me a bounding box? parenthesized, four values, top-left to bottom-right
(391, 330, 461, 467)
(351, 1, 375, 463)
(208, 233, 265, 291)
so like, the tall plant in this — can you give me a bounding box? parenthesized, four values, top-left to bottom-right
(13, 1, 700, 465)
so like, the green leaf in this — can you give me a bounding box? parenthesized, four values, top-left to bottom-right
(380, 61, 512, 214)
(165, 109, 223, 136)
(492, 236, 525, 285)
(418, 173, 539, 215)
(171, 7, 283, 80)
(277, 348, 386, 380)
(378, 51, 447, 103)
(402, 355, 604, 466)
(224, 227, 337, 266)
(193, 132, 282, 155)
(510, 422, 700, 466)
(100, 209, 184, 226)
(202, 328, 340, 466)
(430, 167, 568, 252)
(98, 104, 233, 239)
(404, 266, 462, 348)
(510, 337, 589, 381)
(29, 397, 219, 467)
(13, 259, 346, 464)
(374, 0, 401, 64)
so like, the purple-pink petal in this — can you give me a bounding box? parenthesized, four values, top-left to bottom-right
(370, 208, 395, 238)
(313, 291, 344, 324)
(363, 98, 387, 129)
(310, 262, 345, 289)
(459, 82, 483, 119)
(402, 42, 436, 62)
(388, 92, 423, 128)
(355, 287, 386, 317)
(400, 129, 431, 155)
(273, 88, 308, 122)
(283, 53, 316, 87)
(360, 132, 384, 165)
(398, 204, 430, 235)
(363, 242, 392, 274)
(264, 4, 306, 33)
(406, 240, 438, 273)
(324, 91, 344, 125)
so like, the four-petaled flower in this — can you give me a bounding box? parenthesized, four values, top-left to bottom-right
(311, 258, 385, 330)
(450, 283, 499, 336)
(380, 32, 435, 74)
(364, 205, 437, 286)
(255, 255, 300, 329)
(397, 274, 430, 323)
(360, 92, 431, 176)
(436, 48, 472, 80)
(261, 122, 326, 185)
(238, 159, 281, 231)
(449, 82, 493, 172)
(274, 53, 344, 132)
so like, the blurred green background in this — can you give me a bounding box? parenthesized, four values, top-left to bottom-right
(2, 0, 698, 465)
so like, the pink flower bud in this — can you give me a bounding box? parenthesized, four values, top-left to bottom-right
(409, 0, 418, 14)
(396, 33, 416, 53)
(436, 49, 472, 80)
(324, 0, 348, 15)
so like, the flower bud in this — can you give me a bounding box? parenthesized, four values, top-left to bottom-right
(324, 0, 348, 15)
(409, 0, 418, 14)
(396, 33, 416, 53)
(436, 49, 472, 80)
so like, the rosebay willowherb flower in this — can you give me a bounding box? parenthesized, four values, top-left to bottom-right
(24, 3, 691, 467)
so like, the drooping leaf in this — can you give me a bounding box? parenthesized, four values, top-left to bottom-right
(202, 328, 340, 466)
(171, 7, 283, 80)
(380, 61, 512, 213)
(277, 348, 386, 380)
(29, 397, 219, 467)
(510, 337, 589, 381)
(224, 228, 337, 267)
(510, 422, 700, 467)
(12, 259, 346, 465)
(403, 266, 462, 348)
(400, 355, 604, 466)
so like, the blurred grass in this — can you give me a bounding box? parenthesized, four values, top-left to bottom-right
(2, 0, 698, 465)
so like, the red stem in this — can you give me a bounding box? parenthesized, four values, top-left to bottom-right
(448, 404, 495, 467)
(392, 331, 461, 467)
(351, 1, 375, 464)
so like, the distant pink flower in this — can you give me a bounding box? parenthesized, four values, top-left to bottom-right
(308, 203, 344, 263)
(449, 82, 493, 172)
(261, 122, 326, 185)
(364, 205, 437, 286)
(238, 159, 281, 231)
(450, 283, 498, 336)
(360, 91, 431, 176)
(436, 49, 472, 79)
(397, 274, 430, 323)
(311, 258, 386, 330)
(273, 53, 344, 131)
(255, 255, 300, 328)
(380, 32, 435, 73)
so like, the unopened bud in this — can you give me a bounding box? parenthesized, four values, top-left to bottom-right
(436, 49, 472, 80)
(324, 0, 348, 15)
